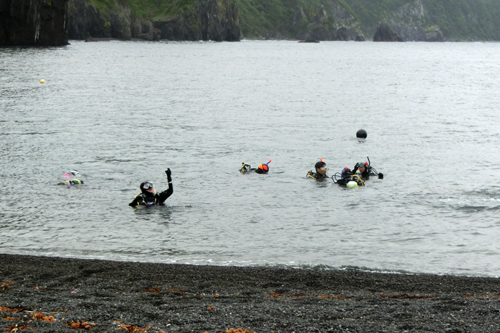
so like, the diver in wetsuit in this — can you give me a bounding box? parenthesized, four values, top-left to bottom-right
(58, 170, 84, 186)
(306, 161, 329, 180)
(352, 161, 384, 180)
(240, 160, 271, 174)
(129, 169, 173, 206)
(352, 162, 371, 179)
(59, 179, 84, 186)
(332, 167, 364, 187)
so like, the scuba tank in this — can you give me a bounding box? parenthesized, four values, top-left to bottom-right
(332, 167, 364, 187)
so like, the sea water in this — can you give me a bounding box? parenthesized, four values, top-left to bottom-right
(1, 40, 499, 277)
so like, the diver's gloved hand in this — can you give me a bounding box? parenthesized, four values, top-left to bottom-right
(378, 173, 384, 179)
(165, 168, 172, 182)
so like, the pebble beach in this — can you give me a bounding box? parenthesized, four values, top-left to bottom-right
(2, 254, 500, 332)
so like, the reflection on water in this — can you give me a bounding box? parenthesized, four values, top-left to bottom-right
(1, 41, 500, 276)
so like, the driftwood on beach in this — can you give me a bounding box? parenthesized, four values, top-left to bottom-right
(1, 254, 500, 332)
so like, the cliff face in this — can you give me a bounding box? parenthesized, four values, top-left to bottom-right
(0, 0, 69, 46)
(155, 0, 240, 41)
(4, 0, 497, 46)
(343, 0, 500, 41)
(68, 0, 240, 41)
(236, 0, 500, 41)
(373, 22, 404, 42)
(234, 0, 365, 41)
(291, 1, 365, 41)
(378, 0, 427, 41)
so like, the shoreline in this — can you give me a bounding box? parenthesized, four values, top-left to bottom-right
(67, 38, 498, 43)
(1, 254, 500, 332)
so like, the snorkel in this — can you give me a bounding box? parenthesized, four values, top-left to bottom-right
(365, 156, 384, 179)
(262, 159, 272, 169)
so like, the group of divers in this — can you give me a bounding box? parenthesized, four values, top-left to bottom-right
(58, 158, 383, 207)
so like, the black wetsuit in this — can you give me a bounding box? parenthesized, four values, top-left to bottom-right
(352, 166, 380, 180)
(306, 171, 329, 180)
(241, 163, 268, 174)
(58, 179, 84, 185)
(355, 170, 371, 179)
(129, 183, 173, 206)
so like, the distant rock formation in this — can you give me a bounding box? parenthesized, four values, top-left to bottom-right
(236, 0, 498, 42)
(299, 39, 320, 43)
(156, 0, 240, 41)
(367, 0, 426, 41)
(300, 24, 365, 42)
(68, 0, 240, 41)
(293, 2, 364, 41)
(0, 0, 69, 46)
(373, 23, 404, 42)
(334, 27, 365, 41)
(425, 25, 444, 42)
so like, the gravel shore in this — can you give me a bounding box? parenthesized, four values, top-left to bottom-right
(1, 254, 500, 332)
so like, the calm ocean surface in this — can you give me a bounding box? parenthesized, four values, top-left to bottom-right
(1, 40, 499, 277)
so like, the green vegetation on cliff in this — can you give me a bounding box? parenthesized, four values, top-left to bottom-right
(234, 0, 356, 38)
(77, 0, 500, 41)
(235, 0, 500, 40)
(86, 0, 196, 20)
(420, 0, 500, 40)
(69, 0, 240, 41)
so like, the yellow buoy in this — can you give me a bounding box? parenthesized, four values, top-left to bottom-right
(40, 79, 45, 84)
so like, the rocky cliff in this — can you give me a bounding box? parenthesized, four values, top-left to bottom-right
(353, 0, 443, 41)
(68, 0, 240, 41)
(236, 0, 500, 41)
(373, 23, 404, 42)
(291, 1, 365, 41)
(0, 0, 69, 46)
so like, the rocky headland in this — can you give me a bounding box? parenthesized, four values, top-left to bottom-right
(2, 0, 500, 46)
(68, 0, 240, 42)
(237, 0, 500, 42)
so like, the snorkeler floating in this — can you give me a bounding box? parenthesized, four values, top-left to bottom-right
(306, 159, 329, 180)
(58, 170, 84, 187)
(129, 169, 174, 206)
(240, 160, 272, 174)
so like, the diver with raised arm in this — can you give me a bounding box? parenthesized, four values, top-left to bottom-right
(129, 169, 174, 206)
(352, 157, 384, 180)
(352, 162, 371, 179)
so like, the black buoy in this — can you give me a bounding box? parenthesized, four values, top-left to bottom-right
(356, 129, 367, 138)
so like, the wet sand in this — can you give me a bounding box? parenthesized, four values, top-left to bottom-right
(1, 254, 500, 332)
